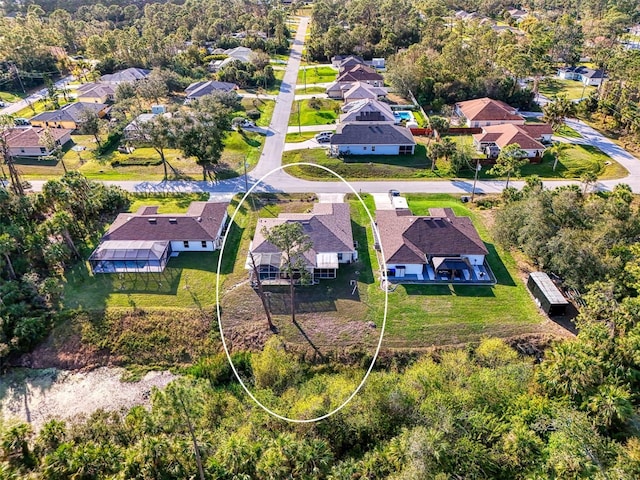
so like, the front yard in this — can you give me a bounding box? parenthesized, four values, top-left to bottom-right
(539, 78, 596, 101)
(297, 65, 337, 84)
(289, 98, 339, 126)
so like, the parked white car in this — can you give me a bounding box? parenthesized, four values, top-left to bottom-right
(315, 131, 333, 143)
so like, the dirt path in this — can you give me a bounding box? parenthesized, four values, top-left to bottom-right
(0, 367, 177, 431)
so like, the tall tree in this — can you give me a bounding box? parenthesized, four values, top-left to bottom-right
(0, 115, 24, 196)
(79, 109, 103, 147)
(131, 115, 176, 181)
(488, 143, 528, 188)
(38, 127, 67, 173)
(262, 222, 312, 324)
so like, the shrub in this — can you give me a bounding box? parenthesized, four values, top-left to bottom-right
(246, 109, 261, 120)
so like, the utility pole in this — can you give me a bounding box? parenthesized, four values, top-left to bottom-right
(297, 99, 301, 134)
(471, 159, 481, 202)
(243, 157, 249, 193)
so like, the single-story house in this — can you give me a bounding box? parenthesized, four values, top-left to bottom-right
(184, 81, 239, 102)
(5, 127, 73, 158)
(339, 98, 395, 124)
(29, 102, 109, 130)
(100, 68, 151, 84)
(507, 8, 528, 22)
(208, 46, 253, 72)
(335, 64, 384, 88)
(247, 203, 357, 283)
(343, 81, 388, 102)
(472, 123, 551, 158)
(89, 202, 229, 274)
(374, 207, 493, 283)
(75, 83, 116, 104)
(329, 123, 415, 156)
(331, 55, 364, 69)
(454, 97, 525, 128)
(123, 108, 171, 141)
(557, 66, 607, 87)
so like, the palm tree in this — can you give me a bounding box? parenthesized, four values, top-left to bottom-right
(0, 115, 24, 196)
(549, 141, 571, 171)
(47, 211, 81, 259)
(0, 232, 17, 279)
(488, 143, 528, 189)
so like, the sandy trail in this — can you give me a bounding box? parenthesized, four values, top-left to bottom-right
(0, 367, 177, 431)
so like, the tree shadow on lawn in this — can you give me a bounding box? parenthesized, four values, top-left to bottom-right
(220, 221, 244, 275)
(351, 220, 374, 284)
(265, 266, 362, 315)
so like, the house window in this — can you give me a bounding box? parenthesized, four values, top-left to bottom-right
(183, 241, 189, 248)
(396, 266, 406, 278)
(371, 145, 375, 151)
(399, 145, 413, 154)
(40, 147, 46, 154)
(201, 241, 207, 248)
(20, 149, 25, 153)
(337, 253, 343, 261)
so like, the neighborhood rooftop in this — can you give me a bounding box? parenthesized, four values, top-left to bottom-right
(30, 102, 108, 124)
(456, 97, 524, 123)
(5, 126, 72, 148)
(99, 67, 151, 84)
(330, 123, 415, 145)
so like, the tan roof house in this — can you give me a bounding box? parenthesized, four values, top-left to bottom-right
(5, 127, 73, 158)
(75, 83, 115, 104)
(247, 203, 357, 283)
(454, 97, 525, 128)
(375, 207, 493, 283)
(472, 123, 552, 158)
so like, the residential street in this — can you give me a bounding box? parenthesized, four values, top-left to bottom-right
(19, 18, 640, 196)
(1, 75, 75, 116)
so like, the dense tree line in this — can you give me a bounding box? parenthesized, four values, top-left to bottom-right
(1, 331, 640, 478)
(0, 0, 291, 87)
(0, 173, 129, 367)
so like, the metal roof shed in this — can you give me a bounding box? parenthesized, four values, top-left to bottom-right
(527, 272, 569, 316)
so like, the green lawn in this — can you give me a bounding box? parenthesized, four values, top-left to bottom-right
(295, 86, 327, 94)
(555, 124, 582, 138)
(0, 91, 25, 103)
(285, 132, 317, 143)
(128, 193, 210, 214)
(297, 66, 337, 84)
(348, 194, 546, 347)
(289, 98, 339, 126)
(539, 78, 596, 101)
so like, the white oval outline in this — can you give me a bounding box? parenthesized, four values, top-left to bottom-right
(216, 162, 389, 423)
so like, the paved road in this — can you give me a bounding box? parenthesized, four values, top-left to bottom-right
(1, 76, 75, 116)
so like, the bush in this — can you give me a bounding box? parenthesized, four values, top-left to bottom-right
(111, 157, 163, 167)
(308, 97, 321, 110)
(246, 109, 261, 120)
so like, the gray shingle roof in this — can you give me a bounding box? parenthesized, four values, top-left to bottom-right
(330, 124, 415, 145)
(103, 202, 229, 242)
(251, 203, 354, 268)
(185, 81, 239, 98)
(30, 102, 108, 124)
(100, 68, 151, 84)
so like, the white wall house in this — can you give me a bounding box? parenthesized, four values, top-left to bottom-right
(329, 124, 415, 156)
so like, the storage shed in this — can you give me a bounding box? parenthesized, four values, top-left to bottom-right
(527, 272, 569, 315)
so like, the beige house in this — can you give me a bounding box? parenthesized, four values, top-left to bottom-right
(5, 127, 73, 158)
(454, 98, 525, 128)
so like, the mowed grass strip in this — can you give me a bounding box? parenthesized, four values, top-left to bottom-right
(349, 194, 545, 347)
(289, 98, 339, 126)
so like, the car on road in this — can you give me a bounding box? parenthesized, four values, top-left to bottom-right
(315, 131, 333, 143)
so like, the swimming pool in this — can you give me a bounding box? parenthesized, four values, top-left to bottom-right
(393, 110, 415, 123)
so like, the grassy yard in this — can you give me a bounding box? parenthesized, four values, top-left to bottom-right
(295, 86, 327, 94)
(350, 194, 547, 347)
(289, 98, 339, 126)
(555, 124, 582, 138)
(539, 78, 596, 101)
(14, 97, 73, 119)
(285, 132, 317, 142)
(297, 66, 337, 84)
(0, 91, 25, 103)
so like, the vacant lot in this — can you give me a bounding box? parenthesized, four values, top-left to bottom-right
(289, 98, 339, 126)
(297, 66, 337, 84)
(539, 78, 596, 101)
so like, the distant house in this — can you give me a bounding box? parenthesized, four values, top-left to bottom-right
(472, 123, 551, 159)
(629, 25, 640, 36)
(335, 65, 384, 87)
(329, 123, 415, 156)
(29, 102, 109, 130)
(374, 207, 493, 283)
(247, 203, 357, 283)
(75, 83, 115, 104)
(5, 127, 72, 158)
(333, 55, 366, 72)
(454, 97, 525, 128)
(123, 107, 171, 141)
(89, 202, 229, 274)
(557, 66, 607, 86)
(208, 47, 253, 72)
(507, 8, 528, 22)
(339, 98, 395, 124)
(100, 68, 151, 84)
(184, 81, 239, 102)
(342, 82, 388, 102)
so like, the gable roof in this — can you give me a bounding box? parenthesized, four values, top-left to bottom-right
(339, 98, 395, 123)
(251, 203, 354, 268)
(30, 102, 108, 124)
(103, 202, 229, 242)
(559, 65, 606, 79)
(5, 127, 72, 148)
(224, 46, 253, 61)
(376, 208, 488, 264)
(100, 68, 150, 84)
(185, 80, 238, 98)
(330, 124, 415, 146)
(343, 81, 388, 101)
(472, 123, 546, 150)
(336, 64, 383, 83)
(455, 97, 523, 123)
(75, 83, 115, 98)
